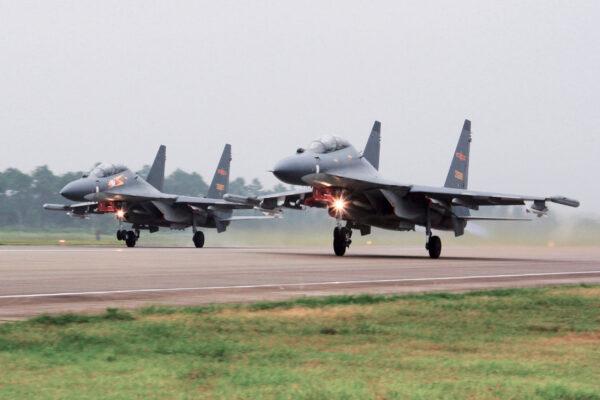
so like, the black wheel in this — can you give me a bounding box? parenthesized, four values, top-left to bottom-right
(427, 235, 442, 259)
(125, 231, 137, 248)
(333, 236, 346, 256)
(333, 227, 349, 256)
(116, 230, 127, 241)
(193, 231, 205, 248)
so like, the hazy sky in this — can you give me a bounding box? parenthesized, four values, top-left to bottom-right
(1, 1, 598, 214)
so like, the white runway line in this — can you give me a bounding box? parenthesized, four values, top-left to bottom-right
(2, 270, 600, 299)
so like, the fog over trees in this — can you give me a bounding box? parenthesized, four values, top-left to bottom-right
(0, 165, 289, 231)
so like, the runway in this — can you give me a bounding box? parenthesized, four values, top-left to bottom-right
(0, 245, 599, 320)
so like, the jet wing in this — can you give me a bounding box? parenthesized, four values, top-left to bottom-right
(408, 185, 580, 209)
(281, 170, 580, 212)
(174, 196, 255, 210)
(307, 169, 579, 209)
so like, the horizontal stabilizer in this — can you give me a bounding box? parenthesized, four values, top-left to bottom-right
(222, 193, 260, 206)
(218, 215, 278, 222)
(461, 216, 531, 221)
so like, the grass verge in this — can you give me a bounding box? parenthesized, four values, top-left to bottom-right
(1, 286, 600, 399)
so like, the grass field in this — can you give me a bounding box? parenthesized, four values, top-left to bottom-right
(1, 286, 600, 399)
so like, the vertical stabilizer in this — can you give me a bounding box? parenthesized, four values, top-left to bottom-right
(147, 145, 166, 191)
(207, 144, 231, 199)
(444, 120, 471, 190)
(363, 121, 381, 170)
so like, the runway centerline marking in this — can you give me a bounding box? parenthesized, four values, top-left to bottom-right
(2, 270, 600, 299)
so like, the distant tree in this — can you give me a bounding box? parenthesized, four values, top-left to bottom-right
(228, 177, 247, 195)
(164, 169, 208, 196)
(246, 178, 264, 196)
(269, 183, 289, 194)
(0, 168, 33, 227)
(136, 164, 151, 179)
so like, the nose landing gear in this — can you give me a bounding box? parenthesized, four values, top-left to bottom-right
(193, 231, 205, 248)
(424, 205, 442, 259)
(333, 226, 352, 256)
(426, 235, 442, 259)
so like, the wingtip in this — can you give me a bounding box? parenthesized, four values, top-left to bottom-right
(550, 196, 580, 208)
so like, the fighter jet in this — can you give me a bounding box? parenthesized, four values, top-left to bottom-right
(44, 144, 272, 247)
(225, 120, 580, 258)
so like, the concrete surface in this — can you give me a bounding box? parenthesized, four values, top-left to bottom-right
(0, 245, 599, 320)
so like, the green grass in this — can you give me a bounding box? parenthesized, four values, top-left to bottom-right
(1, 286, 600, 399)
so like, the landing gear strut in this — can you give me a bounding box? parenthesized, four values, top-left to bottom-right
(333, 226, 352, 256)
(193, 231, 205, 248)
(425, 206, 441, 258)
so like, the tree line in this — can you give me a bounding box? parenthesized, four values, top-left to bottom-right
(0, 165, 292, 231)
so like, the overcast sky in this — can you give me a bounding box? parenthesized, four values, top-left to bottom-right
(1, 1, 598, 214)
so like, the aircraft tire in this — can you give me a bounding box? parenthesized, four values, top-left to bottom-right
(116, 230, 123, 241)
(193, 231, 205, 248)
(333, 227, 348, 256)
(125, 231, 137, 248)
(427, 236, 442, 259)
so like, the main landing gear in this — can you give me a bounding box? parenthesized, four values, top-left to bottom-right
(426, 235, 442, 259)
(193, 231, 205, 248)
(116, 229, 139, 248)
(333, 226, 352, 256)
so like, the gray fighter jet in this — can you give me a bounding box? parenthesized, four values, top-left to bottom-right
(225, 120, 580, 258)
(44, 144, 272, 247)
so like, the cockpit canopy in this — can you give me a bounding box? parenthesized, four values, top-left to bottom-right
(84, 163, 128, 178)
(308, 135, 351, 154)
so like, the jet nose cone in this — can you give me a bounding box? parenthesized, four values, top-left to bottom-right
(60, 180, 91, 201)
(272, 158, 295, 184)
(272, 155, 311, 185)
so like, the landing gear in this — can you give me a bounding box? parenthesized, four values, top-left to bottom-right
(333, 226, 352, 256)
(424, 205, 442, 259)
(116, 230, 126, 241)
(193, 231, 205, 248)
(124, 230, 138, 248)
(426, 235, 442, 259)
